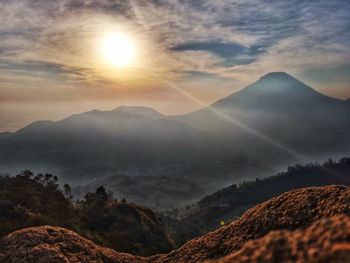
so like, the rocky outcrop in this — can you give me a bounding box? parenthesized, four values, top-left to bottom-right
(156, 185, 350, 262)
(0, 226, 146, 263)
(0, 185, 349, 263)
(214, 215, 350, 263)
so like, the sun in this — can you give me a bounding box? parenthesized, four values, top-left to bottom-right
(101, 32, 136, 68)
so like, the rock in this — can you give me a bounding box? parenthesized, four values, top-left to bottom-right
(157, 185, 350, 262)
(0, 226, 146, 263)
(213, 215, 350, 263)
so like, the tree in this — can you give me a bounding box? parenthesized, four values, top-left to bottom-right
(63, 184, 73, 200)
(95, 186, 109, 203)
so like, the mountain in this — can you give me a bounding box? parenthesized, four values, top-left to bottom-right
(183, 72, 350, 156)
(0, 72, 350, 208)
(0, 107, 205, 183)
(1, 185, 349, 262)
(215, 72, 340, 108)
(174, 72, 350, 193)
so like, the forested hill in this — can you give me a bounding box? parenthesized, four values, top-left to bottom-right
(0, 171, 174, 256)
(176, 157, 350, 237)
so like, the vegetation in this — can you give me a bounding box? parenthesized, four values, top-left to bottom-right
(0, 171, 173, 256)
(1, 157, 349, 251)
(165, 157, 350, 242)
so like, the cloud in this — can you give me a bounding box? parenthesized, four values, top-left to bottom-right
(0, 0, 349, 107)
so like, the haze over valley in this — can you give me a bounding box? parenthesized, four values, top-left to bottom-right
(1, 72, 349, 208)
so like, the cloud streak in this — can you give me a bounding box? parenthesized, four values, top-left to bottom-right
(1, 0, 349, 83)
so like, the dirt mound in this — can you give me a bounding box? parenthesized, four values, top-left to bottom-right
(0, 226, 146, 263)
(0, 185, 349, 263)
(157, 185, 350, 262)
(214, 215, 350, 263)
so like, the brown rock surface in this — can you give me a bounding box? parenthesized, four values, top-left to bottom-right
(0, 226, 146, 263)
(213, 215, 350, 263)
(0, 185, 349, 263)
(156, 185, 350, 262)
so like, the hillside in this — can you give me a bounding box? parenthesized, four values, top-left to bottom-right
(175, 157, 350, 237)
(0, 185, 349, 262)
(0, 172, 173, 256)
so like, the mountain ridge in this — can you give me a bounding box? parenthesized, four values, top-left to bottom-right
(112, 106, 164, 119)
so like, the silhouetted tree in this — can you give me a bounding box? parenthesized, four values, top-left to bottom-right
(63, 184, 73, 200)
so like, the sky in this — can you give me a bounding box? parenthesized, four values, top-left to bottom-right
(0, 0, 349, 132)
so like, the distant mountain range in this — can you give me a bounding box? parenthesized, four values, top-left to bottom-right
(1, 72, 349, 208)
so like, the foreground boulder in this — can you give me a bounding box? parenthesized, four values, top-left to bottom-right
(0, 185, 349, 262)
(157, 185, 350, 262)
(0, 226, 146, 263)
(214, 215, 350, 263)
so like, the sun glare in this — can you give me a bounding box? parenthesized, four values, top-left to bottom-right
(101, 32, 136, 68)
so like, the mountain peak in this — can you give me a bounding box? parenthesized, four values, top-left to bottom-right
(240, 71, 319, 95)
(212, 72, 336, 109)
(260, 71, 294, 80)
(112, 106, 164, 119)
(251, 72, 311, 91)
